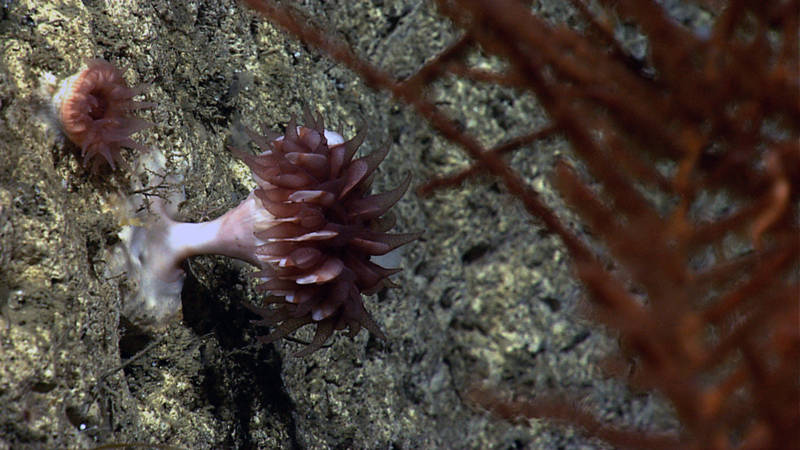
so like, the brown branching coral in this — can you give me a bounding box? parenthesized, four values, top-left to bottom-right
(240, 0, 799, 448)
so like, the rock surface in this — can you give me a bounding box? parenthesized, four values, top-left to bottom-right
(0, 0, 678, 448)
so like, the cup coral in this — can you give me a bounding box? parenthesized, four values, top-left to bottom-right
(119, 110, 418, 355)
(235, 110, 420, 355)
(51, 59, 154, 172)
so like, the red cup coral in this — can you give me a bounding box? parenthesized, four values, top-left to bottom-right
(235, 110, 420, 355)
(117, 109, 418, 356)
(52, 59, 154, 172)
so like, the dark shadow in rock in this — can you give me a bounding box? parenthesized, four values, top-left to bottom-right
(181, 261, 301, 449)
(118, 316, 153, 360)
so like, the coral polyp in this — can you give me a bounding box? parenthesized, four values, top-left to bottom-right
(118, 110, 418, 355)
(235, 110, 420, 355)
(52, 59, 154, 172)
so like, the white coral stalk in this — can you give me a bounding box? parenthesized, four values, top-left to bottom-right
(117, 191, 276, 328)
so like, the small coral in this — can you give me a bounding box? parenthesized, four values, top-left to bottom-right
(52, 59, 154, 172)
